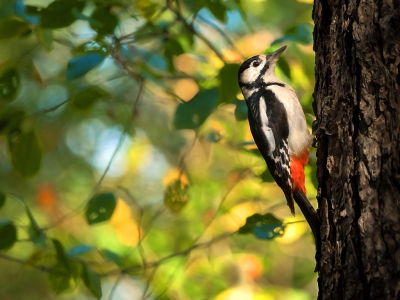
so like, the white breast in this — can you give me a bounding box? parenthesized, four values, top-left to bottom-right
(267, 84, 312, 156)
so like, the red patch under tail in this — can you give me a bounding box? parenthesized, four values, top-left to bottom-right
(290, 149, 309, 195)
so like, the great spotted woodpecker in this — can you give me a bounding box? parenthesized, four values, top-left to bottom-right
(238, 45, 320, 242)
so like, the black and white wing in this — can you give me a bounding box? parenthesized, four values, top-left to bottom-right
(247, 88, 295, 214)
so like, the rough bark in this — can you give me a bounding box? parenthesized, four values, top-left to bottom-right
(312, 0, 400, 299)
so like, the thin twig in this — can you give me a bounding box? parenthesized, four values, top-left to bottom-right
(166, 0, 224, 61)
(44, 82, 144, 230)
(0, 253, 52, 273)
(189, 168, 249, 246)
(103, 231, 234, 276)
(108, 274, 124, 300)
(142, 267, 159, 300)
(196, 13, 244, 60)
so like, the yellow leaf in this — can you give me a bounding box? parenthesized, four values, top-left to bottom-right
(110, 199, 141, 246)
(275, 218, 307, 244)
(173, 78, 199, 101)
(164, 179, 189, 214)
(215, 286, 254, 300)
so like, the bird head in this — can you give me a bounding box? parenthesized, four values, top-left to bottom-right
(238, 45, 287, 88)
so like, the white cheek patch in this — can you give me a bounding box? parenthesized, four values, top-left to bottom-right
(240, 60, 266, 84)
(259, 96, 275, 154)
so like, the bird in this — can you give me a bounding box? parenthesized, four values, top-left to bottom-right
(237, 45, 320, 243)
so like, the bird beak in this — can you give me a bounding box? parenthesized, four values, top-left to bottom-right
(270, 45, 287, 62)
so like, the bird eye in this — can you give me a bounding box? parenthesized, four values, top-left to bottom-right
(252, 61, 260, 67)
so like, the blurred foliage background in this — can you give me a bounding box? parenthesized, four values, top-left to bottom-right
(0, 0, 317, 299)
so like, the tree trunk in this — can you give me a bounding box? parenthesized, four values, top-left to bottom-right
(312, 0, 400, 299)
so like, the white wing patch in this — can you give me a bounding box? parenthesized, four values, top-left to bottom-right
(259, 96, 275, 154)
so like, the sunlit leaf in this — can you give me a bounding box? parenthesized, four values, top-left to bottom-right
(85, 193, 116, 225)
(238, 213, 285, 240)
(40, 0, 86, 29)
(219, 64, 240, 104)
(53, 239, 71, 271)
(66, 53, 106, 80)
(0, 18, 30, 40)
(90, 5, 119, 36)
(0, 192, 5, 209)
(36, 28, 53, 52)
(81, 262, 102, 299)
(135, 0, 160, 20)
(173, 88, 219, 130)
(0, 220, 17, 250)
(8, 131, 42, 178)
(234, 100, 248, 121)
(71, 87, 109, 111)
(67, 245, 95, 256)
(164, 179, 189, 214)
(0, 68, 20, 103)
(0, 108, 26, 135)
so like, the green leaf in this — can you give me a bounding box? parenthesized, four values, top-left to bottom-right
(66, 53, 106, 80)
(85, 193, 116, 225)
(260, 168, 274, 183)
(0, 68, 20, 103)
(100, 249, 125, 267)
(182, 0, 206, 14)
(164, 39, 184, 72)
(207, 0, 227, 23)
(164, 180, 189, 214)
(135, 0, 160, 20)
(25, 5, 42, 15)
(0, 220, 17, 250)
(25, 204, 46, 245)
(276, 56, 291, 79)
(71, 87, 109, 111)
(8, 131, 42, 178)
(0, 192, 5, 209)
(238, 213, 285, 240)
(219, 64, 240, 104)
(40, 0, 86, 29)
(90, 5, 119, 36)
(81, 262, 102, 299)
(234, 100, 248, 121)
(36, 28, 53, 52)
(173, 88, 219, 130)
(0, 18, 30, 40)
(48, 265, 74, 294)
(0, 108, 26, 136)
(53, 239, 71, 271)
